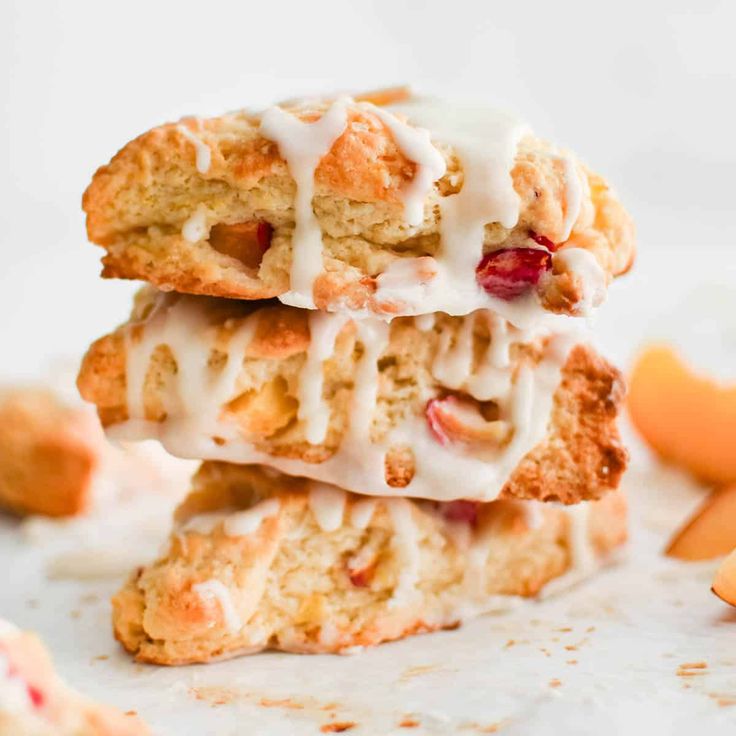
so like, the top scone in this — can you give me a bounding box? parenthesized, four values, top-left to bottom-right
(83, 87, 635, 324)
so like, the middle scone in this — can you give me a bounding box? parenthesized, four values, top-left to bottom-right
(78, 287, 627, 504)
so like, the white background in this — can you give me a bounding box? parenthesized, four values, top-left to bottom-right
(2, 0, 736, 379)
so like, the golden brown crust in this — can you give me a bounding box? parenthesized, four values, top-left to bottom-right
(0, 389, 103, 517)
(0, 624, 147, 735)
(77, 293, 627, 504)
(111, 463, 627, 664)
(82, 94, 635, 315)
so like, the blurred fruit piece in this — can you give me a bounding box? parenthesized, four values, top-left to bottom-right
(713, 548, 736, 606)
(629, 344, 736, 484)
(666, 485, 736, 560)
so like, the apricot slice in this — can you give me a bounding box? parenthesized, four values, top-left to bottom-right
(209, 221, 272, 270)
(713, 547, 736, 606)
(629, 344, 736, 485)
(666, 484, 736, 560)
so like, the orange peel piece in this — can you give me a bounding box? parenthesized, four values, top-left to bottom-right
(629, 344, 736, 485)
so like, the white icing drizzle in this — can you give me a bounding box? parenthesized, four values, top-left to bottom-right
(124, 293, 256, 439)
(260, 99, 349, 308)
(553, 248, 607, 316)
(432, 313, 476, 389)
(182, 497, 280, 537)
(298, 312, 348, 444)
(182, 205, 209, 243)
(362, 103, 446, 226)
(559, 155, 583, 241)
(386, 498, 421, 606)
(308, 483, 346, 532)
(177, 123, 212, 174)
(114, 292, 574, 503)
(369, 98, 539, 325)
(193, 580, 243, 634)
(349, 498, 377, 529)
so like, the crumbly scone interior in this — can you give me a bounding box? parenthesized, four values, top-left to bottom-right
(112, 463, 627, 663)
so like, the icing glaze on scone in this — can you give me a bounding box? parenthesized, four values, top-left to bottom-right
(78, 289, 628, 504)
(83, 91, 635, 320)
(109, 292, 572, 501)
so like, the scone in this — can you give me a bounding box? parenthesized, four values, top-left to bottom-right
(77, 288, 628, 504)
(0, 619, 146, 735)
(82, 88, 635, 323)
(0, 388, 104, 517)
(112, 463, 627, 664)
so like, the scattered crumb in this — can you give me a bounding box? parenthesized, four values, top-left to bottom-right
(124, 711, 137, 717)
(539, 648, 551, 658)
(399, 718, 420, 728)
(320, 722, 356, 733)
(555, 627, 573, 633)
(259, 697, 305, 710)
(461, 721, 505, 733)
(564, 645, 577, 652)
(69, 610, 81, 619)
(400, 664, 442, 682)
(504, 639, 516, 649)
(566, 660, 578, 665)
(709, 694, 736, 707)
(93, 655, 109, 662)
(549, 679, 562, 688)
(189, 686, 234, 706)
(677, 663, 709, 677)
(586, 626, 596, 633)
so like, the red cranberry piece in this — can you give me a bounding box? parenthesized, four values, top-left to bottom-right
(27, 684, 45, 708)
(441, 500, 479, 525)
(476, 248, 552, 301)
(426, 398, 451, 446)
(529, 231, 557, 251)
(256, 221, 273, 252)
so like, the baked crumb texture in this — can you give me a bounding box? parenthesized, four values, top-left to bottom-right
(77, 290, 628, 504)
(0, 388, 103, 517)
(0, 621, 147, 735)
(82, 95, 634, 318)
(112, 463, 627, 664)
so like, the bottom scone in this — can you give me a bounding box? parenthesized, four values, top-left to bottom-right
(0, 619, 146, 735)
(113, 463, 626, 664)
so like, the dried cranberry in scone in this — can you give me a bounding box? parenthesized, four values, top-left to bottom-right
(209, 220, 273, 269)
(440, 500, 480, 525)
(426, 396, 510, 446)
(529, 231, 558, 251)
(476, 247, 552, 300)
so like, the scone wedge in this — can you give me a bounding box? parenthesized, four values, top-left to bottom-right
(113, 463, 627, 664)
(0, 388, 104, 517)
(0, 620, 147, 735)
(78, 289, 628, 504)
(83, 90, 634, 321)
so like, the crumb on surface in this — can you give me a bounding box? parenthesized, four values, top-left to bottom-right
(399, 718, 420, 728)
(549, 679, 562, 688)
(259, 697, 305, 710)
(680, 661, 708, 669)
(566, 659, 578, 665)
(320, 722, 356, 733)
